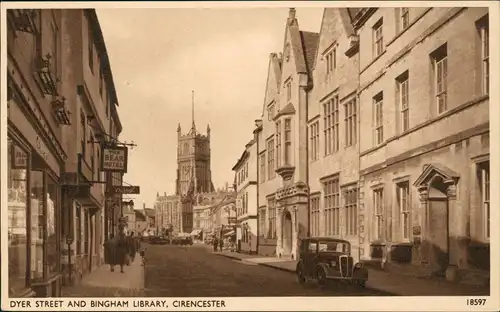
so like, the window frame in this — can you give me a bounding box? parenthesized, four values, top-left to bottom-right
(479, 19, 489, 95)
(396, 71, 410, 133)
(432, 45, 448, 115)
(396, 181, 411, 242)
(479, 161, 490, 240)
(310, 196, 320, 237)
(276, 121, 282, 168)
(267, 137, 275, 180)
(344, 98, 357, 147)
(373, 93, 384, 146)
(284, 118, 292, 165)
(309, 121, 320, 161)
(323, 177, 340, 237)
(259, 152, 266, 183)
(373, 19, 384, 58)
(344, 187, 358, 236)
(323, 95, 340, 155)
(373, 188, 384, 241)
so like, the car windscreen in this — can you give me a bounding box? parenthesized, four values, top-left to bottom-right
(318, 241, 349, 253)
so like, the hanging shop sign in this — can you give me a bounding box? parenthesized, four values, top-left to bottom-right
(109, 185, 140, 195)
(101, 145, 128, 172)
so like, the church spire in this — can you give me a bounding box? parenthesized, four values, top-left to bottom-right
(191, 90, 196, 133)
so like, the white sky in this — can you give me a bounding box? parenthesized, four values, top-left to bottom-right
(96, 7, 323, 208)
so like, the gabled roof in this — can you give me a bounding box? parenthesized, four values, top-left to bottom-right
(260, 53, 282, 118)
(299, 31, 320, 75)
(282, 9, 319, 79)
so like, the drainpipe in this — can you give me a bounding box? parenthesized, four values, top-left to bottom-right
(254, 125, 260, 255)
(356, 36, 362, 263)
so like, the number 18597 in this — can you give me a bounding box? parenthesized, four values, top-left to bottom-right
(467, 298, 486, 306)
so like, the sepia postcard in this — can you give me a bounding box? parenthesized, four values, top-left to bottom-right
(1, 1, 498, 311)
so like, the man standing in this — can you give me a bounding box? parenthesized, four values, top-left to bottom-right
(213, 237, 218, 252)
(127, 231, 137, 263)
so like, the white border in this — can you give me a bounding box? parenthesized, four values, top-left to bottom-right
(1, 1, 499, 311)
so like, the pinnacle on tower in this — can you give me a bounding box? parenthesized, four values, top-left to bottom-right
(191, 90, 196, 133)
(177, 123, 181, 132)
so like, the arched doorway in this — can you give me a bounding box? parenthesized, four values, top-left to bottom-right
(414, 163, 460, 278)
(427, 175, 450, 276)
(282, 210, 293, 257)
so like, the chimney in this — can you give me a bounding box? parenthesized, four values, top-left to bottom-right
(164, 192, 167, 197)
(143, 203, 146, 210)
(225, 182, 228, 191)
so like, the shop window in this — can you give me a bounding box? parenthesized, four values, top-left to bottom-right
(8, 138, 29, 295)
(46, 175, 58, 276)
(30, 169, 44, 280)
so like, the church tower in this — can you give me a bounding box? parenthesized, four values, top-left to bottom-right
(175, 91, 215, 197)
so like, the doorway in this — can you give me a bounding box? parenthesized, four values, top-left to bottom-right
(282, 210, 293, 256)
(427, 176, 450, 276)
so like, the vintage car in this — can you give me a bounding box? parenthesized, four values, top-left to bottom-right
(296, 237, 368, 287)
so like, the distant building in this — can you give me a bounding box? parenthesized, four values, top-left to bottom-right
(134, 210, 147, 235)
(233, 137, 258, 254)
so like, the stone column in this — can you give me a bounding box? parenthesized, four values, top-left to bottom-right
(416, 185, 429, 266)
(276, 203, 284, 257)
(291, 206, 298, 260)
(445, 181, 460, 281)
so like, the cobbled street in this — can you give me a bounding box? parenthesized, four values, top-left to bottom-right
(143, 244, 393, 297)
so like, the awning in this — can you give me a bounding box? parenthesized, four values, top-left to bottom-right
(190, 229, 202, 236)
(224, 230, 235, 237)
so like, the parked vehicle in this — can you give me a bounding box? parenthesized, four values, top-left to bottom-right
(172, 236, 193, 246)
(296, 237, 368, 288)
(149, 236, 169, 245)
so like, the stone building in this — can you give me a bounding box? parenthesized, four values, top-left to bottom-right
(6, 9, 123, 297)
(355, 7, 490, 284)
(307, 8, 362, 262)
(232, 138, 258, 253)
(254, 8, 319, 260)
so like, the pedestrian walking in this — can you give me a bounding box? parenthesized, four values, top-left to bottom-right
(219, 237, 224, 251)
(104, 234, 117, 272)
(213, 237, 218, 252)
(127, 231, 137, 263)
(115, 232, 129, 273)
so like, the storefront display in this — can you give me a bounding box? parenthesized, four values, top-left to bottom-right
(8, 94, 63, 297)
(8, 138, 29, 296)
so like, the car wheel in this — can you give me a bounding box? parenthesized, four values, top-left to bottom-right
(317, 268, 327, 287)
(296, 265, 306, 285)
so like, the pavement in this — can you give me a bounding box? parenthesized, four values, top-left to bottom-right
(143, 244, 391, 297)
(61, 256, 145, 297)
(214, 250, 490, 296)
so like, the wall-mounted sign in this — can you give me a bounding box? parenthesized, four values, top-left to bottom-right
(228, 217, 237, 224)
(12, 145, 28, 169)
(110, 185, 140, 195)
(101, 145, 128, 172)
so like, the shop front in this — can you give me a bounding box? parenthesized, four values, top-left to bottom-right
(7, 88, 64, 298)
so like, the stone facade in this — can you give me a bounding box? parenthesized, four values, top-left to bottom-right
(233, 139, 258, 253)
(243, 7, 490, 284)
(356, 7, 490, 283)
